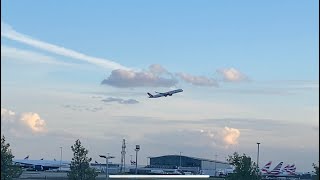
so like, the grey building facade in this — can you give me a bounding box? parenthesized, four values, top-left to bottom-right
(149, 155, 233, 176)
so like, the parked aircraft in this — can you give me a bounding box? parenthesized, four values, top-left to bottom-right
(261, 161, 299, 178)
(260, 161, 272, 174)
(268, 162, 283, 175)
(260, 161, 282, 176)
(281, 164, 297, 175)
(147, 89, 183, 98)
(13, 158, 70, 171)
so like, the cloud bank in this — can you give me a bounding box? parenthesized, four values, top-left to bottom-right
(102, 63, 249, 88)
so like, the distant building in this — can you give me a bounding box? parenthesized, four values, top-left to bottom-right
(90, 163, 120, 174)
(149, 155, 233, 176)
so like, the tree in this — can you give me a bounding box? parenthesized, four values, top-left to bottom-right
(67, 139, 98, 180)
(313, 162, 319, 180)
(226, 152, 261, 180)
(1, 135, 22, 180)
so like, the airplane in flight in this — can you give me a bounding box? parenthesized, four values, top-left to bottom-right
(147, 89, 183, 98)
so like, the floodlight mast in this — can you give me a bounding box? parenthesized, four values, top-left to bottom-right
(134, 145, 140, 174)
(99, 154, 115, 180)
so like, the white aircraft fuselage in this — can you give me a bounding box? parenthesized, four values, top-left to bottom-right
(147, 89, 183, 98)
(13, 159, 70, 170)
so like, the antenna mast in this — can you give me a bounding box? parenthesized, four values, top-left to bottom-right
(120, 139, 126, 173)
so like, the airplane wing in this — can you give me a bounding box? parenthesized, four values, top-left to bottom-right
(261, 161, 272, 174)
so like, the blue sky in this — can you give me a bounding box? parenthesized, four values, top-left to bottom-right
(1, 0, 319, 172)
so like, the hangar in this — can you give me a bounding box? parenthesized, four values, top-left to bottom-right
(149, 155, 233, 176)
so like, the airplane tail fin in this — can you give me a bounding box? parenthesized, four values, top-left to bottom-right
(285, 164, 296, 175)
(270, 162, 283, 175)
(290, 164, 296, 174)
(282, 164, 290, 173)
(147, 93, 154, 98)
(261, 161, 272, 174)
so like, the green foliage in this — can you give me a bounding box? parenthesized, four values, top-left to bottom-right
(67, 139, 98, 180)
(226, 152, 261, 180)
(313, 162, 319, 180)
(1, 135, 22, 180)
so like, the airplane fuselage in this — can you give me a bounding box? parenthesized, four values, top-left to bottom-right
(148, 89, 183, 98)
(13, 159, 70, 170)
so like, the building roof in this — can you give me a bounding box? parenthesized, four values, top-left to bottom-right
(149, 155, 230, 165)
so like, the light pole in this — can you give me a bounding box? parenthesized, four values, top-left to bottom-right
(214, 154, 218, 177)
(59, 147, 62, 171)
(99, 154, 115, 180)
(135, 145, 140, 174)
(257, 142, 260, 169)
(146, 157, 149, 166)
(179, 152, 182, 169)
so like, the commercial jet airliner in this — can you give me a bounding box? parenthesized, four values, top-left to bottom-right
(147, 89, 183, 98)
(260, 161, 299, 178)
(13, 158, 70, 171)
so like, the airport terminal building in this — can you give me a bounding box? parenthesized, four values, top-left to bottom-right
(149, 155, 233, 176)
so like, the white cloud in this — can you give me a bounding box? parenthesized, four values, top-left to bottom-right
(101, 64, 224, 88)
(149, 64, 170, 75)
(199, 126, 240, 147)
(217, 68, 249, 82)
(1, 107, 16, 123)
(1, 107, 47, 134)
(63, 104, 103, 112)
(20, 112, 47, 133)
(101, 67, 178, 88)
(223, 127, 240, 145)
(176, 72, 219, 87)
(1, 22, 129, 70)
(1, 107, 15, 116)
(1, 45, 75, 66)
